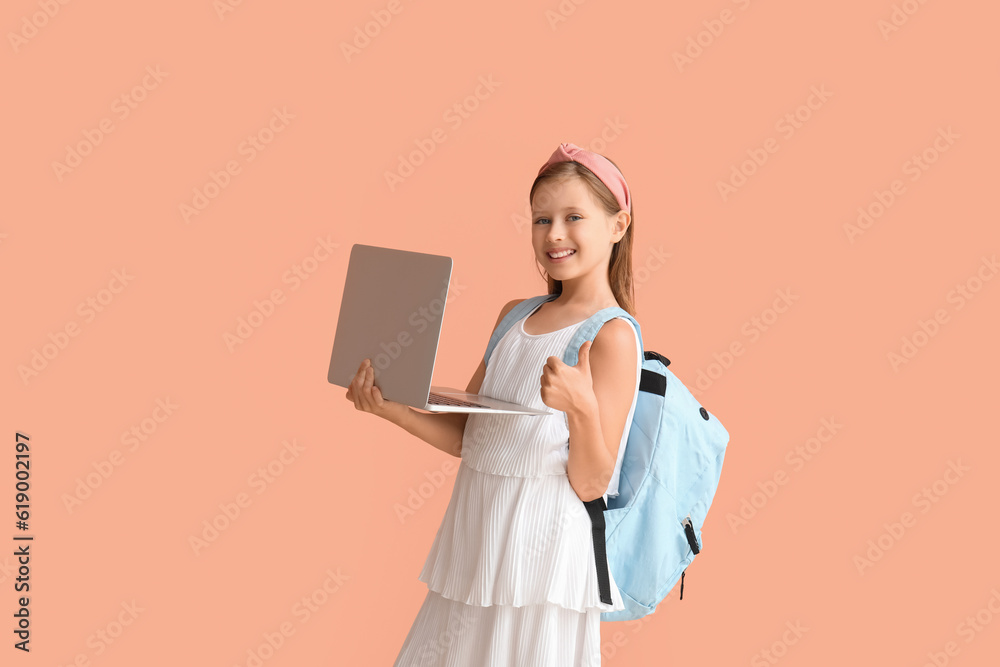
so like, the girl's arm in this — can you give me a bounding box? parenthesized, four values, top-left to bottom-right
(389, 409, 469, 458)
(565, 319, 639, 502)
(384, 357, 484, 457)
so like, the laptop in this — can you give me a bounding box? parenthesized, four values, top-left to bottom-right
(327, 244, 552, 415)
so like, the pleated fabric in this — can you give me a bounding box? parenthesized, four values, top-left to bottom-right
(393, 304, 642, 667)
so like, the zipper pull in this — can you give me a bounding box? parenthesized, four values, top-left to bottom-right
(682, 516, 701, 554)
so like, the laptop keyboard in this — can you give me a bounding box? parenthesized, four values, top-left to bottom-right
(428, 393, 491, 409)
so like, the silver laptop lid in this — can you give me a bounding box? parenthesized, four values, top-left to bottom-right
(327, 244, 451, 409)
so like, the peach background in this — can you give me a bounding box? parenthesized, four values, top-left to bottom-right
(2, 0, 999, 664)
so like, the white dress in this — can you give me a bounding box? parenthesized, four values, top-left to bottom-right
(393, 303, 642, 667)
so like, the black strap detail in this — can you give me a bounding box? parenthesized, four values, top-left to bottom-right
(644, 350, 670, 367)
(583, 497, 613, 605)
(639, 350, 669, 396)
(680, 569, 685, 600)
(639, 368, 666, 396)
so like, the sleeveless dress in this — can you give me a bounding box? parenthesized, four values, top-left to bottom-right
(393, 302, 643, 667)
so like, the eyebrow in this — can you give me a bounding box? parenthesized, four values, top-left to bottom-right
(531, 206, 584, 213)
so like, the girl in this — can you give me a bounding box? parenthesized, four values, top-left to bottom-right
(346, 142, 643, 666)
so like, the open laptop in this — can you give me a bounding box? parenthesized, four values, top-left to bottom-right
(327, 244, 552, 415)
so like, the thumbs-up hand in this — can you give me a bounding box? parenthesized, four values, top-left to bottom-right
(540, 339, 596, 415)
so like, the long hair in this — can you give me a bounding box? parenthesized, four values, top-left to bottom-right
(528, 157, 637, 317)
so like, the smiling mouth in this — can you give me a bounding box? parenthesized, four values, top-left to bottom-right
(547, 249, 576, 259)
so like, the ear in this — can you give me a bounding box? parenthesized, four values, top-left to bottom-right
(613, 210, 630, 242)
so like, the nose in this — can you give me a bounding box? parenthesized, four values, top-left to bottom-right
(545, 220, 565, 242)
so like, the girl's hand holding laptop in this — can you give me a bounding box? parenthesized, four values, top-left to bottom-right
(345, 357, 410, 424)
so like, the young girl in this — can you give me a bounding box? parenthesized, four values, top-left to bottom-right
(346, 142, 643, 666)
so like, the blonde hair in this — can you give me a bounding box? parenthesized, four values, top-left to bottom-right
(529, 158, 637, 317)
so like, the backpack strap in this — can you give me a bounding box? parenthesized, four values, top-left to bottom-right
(566, 306, 644, 609)
(482, 294, 559, 366)
(583, 495, 613, 605)
(562, 306, 644, 366)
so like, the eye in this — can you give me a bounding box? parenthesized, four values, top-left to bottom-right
(533, 214, 581, 225)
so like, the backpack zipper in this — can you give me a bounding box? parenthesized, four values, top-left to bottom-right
(680, 516, 700, 601)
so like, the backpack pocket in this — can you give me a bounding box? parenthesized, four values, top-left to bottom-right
(605, 474, 688, 612)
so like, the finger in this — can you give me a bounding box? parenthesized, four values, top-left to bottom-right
(355, 366, 371, 405)
(373, 385, 384, 407)
(350, 372, 362, 409)
(355, 368, 370, 409)
(360, 366, 375, 411)
(366, 367, 379, 409)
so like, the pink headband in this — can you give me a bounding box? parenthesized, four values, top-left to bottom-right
(537, 142, 631, 214)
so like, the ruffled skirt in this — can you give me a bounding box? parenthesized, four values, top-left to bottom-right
(393, 460, 624, 666)
(392, 589, 603, 667)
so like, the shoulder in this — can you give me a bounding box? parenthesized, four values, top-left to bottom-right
(592, 317, 638, 351)
(589, 319, 639, 382)
(500, 298, 526, 317)
(589, 318, 640, 388)
(494, 298, 526, 327)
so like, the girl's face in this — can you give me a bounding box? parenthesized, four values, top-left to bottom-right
(531, 176, 629, 279)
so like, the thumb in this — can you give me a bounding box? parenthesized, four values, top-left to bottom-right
(578, 340, 593, 367)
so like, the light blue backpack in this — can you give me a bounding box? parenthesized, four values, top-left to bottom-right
(483, 293, 730, 622)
